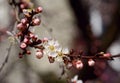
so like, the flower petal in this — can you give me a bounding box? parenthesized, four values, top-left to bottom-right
(71, 75, 78, 82)
(48, 40, 54, 45)
(54, 40, 59, 46)
(77, 80, 83, 83)
(55, 46, 62, 52)
(55, 56, 63, 62)
(62, 48, 69, 54)
(48, 52, 57, 57)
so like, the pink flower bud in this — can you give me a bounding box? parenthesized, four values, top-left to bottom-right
(43, 37, 48, 42)
(26, 50, 31, 55)
(88, 59, 95, 66)
(32, 18, 41, 26)
(17, 23, 23, 28)
(20, 4, 26, 9)
(73, 60, 83, 69)
(36, 51, 43, 59)
(17, 23, 26, 31)
(35, 7, 43, 13)
(48, 57, 55, 63)
(19, 53, 23, 58)
(21, 18, 28, 25)
(103, 53, 111, 58)
(29, 33, 35, 38)
(36, 39, 42, 44)
(20, 42, 27, 49)
(32, 35, 38, 41)
(23, 38, 29, 43)
(76, 60, 83, 69)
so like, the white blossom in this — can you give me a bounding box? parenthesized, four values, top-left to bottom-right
(43, 39, 60, 58)
(43, 39, 70, 61)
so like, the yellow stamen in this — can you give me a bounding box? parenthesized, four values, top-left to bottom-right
(49, 46, 54, 51)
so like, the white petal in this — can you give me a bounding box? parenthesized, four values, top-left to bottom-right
(55, 56, 63, 62)
(48, 40, 54, 45)
(77, 80, 83, 83)
(55, 46, 62, 52)
(62, 48, 69, 54)
(43, 49, 47, 55)
(54, 40, 59, 46)
(48, 52, 57, 57)
(67, 63, 72, 68)
(44, 44, 49, 49)
(71, 75, 78, 82)
(6, 31, 14, 36)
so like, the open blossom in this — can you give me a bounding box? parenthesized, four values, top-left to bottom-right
(71, 75, 83, 83)
(56, 47, 69, 56)
(43, 39, 70, 62)
(55, 47, 69, 62)
(43, 39, 60, 58)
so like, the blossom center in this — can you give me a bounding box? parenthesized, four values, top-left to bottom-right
(49, 46, 55, 51)
(58, 52, 63, 56)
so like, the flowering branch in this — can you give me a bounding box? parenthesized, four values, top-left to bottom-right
(2, 0, 120, 83)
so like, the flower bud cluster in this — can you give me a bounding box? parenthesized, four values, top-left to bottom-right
(19, 0, 33, 10)
(16, 7, 42, 58)
(9, 0, 34, 13)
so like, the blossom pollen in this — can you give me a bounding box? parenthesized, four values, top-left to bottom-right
(49, 46, 55, 51)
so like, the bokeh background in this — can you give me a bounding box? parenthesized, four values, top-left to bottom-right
(0, 0, 120, 83)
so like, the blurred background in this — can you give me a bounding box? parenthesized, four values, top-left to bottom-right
(0, 0, 120, 83)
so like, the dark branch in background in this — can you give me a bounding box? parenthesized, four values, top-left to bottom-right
(69, 0, 98, 55)
(100, 2, 120, 51)
(68, 0, 120, 82)
(69, 0, 98, 81)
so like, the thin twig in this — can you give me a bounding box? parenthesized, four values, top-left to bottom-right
(14, 7, 20, 22)
(0, 43, 12, 73)
(79, 54, 120, 60)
